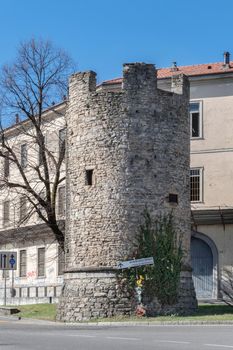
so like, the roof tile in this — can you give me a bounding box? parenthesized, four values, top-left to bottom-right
(102, 61, 233, 85)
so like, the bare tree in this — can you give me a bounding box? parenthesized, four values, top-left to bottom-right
(220, 268, 233, 307)
(0, 38, 74, 250)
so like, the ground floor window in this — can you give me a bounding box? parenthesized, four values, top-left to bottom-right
(19, 250, 27, 277)
(38, 247, 45, 277)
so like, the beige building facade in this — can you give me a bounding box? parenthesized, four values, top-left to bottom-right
(0, 105, 66, 304)
(190, 73, 233, 299)
(157, 55, 233, 300)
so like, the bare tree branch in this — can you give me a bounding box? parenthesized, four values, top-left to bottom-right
(0, 38, 74, 250)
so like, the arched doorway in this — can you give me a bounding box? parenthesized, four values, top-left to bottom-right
(191, 232, 218, 299)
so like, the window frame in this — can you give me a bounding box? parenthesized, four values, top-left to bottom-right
(19, 249, 27, 277)
(37, 247, 45, 277)
(3, 200, 10, 226)
(190, 167, 203, 203)
(190, 100, 203, 139)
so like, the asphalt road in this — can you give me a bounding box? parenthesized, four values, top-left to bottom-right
(0, 319, 233, 350)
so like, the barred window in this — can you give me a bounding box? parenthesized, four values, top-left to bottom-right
(38, 247, 45, 277)
(19, 250, 27, 277)
(190, 168, 203, 202)
(190, 102, 202, 138)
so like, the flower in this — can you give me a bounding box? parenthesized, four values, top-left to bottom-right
(136, 275, 144, 287)
(136, 304, 146, 317)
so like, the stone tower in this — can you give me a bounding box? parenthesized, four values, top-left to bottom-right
(57, 63, 197, 321)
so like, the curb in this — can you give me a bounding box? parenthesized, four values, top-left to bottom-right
(2, 316, 233, 326)
(65, 320, 233, 326)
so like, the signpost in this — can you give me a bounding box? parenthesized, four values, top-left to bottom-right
(0, 252, 17, 305)
(117, 257, 154, 312)
(0, 252, 17, 270)
(117, 257, 154, 269)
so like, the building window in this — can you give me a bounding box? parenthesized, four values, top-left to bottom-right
(19, 250, 27, 277)
(38, 247, 45, 277)
(190, 102, 202, 138)
(58, 186, 65, 216)
(59, 128, 66, 155)
(4, 152, 9, 178)
(3, 201, 10, 226)
(58, 245, 65, 275)
(190, 168, 203, 202)
(21, 144, 27, 168)
(85, 169, 94, 186)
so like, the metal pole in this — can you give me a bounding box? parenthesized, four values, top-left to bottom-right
(4, 272, 6, 306)
(11, 270, 14, 291)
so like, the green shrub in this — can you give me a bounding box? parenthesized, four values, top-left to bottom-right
(121, 210, 183, 306)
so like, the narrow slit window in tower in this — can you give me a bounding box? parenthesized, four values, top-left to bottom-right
(86, 169, 94, 186)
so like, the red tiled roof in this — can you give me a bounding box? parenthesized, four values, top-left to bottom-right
(158, 61, 233, 78)
(102, 61, 233, 85)
(102, 77, 122, 85)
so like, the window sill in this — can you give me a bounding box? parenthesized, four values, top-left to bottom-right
(191, 137, 204, 141)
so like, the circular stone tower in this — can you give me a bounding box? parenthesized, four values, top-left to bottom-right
(57, 63, 197, 321)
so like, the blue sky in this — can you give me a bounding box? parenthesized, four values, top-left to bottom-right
(0, 0, 232, 83)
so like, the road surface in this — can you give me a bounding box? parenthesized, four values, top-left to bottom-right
(0, 319, 233, 349)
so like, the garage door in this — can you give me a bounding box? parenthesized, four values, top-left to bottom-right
(191, 237, 213, 299)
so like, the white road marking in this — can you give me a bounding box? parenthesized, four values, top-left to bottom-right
(106, 336, 139, 341)
(157, 340, 190, 344)
(65, 334, 96, 338)
(205, 344, 233, 348)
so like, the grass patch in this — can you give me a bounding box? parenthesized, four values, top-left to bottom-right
(15, 303, 233, 322)
(17, 303, 56, 321)
(89, 304, 233, 323)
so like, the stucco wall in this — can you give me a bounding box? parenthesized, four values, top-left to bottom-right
(0, 235, 63, 305)
(190, 78, 233, 208)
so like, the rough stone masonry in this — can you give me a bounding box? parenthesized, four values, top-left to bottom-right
(57, 63, 197, 321)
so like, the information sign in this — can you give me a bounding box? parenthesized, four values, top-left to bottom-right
(0, 251, 17, 270)
(117, 257, 154, 269)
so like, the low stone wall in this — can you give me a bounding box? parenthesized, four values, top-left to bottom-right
(0, 284, 62, 305)
(57, 270, 135, 322)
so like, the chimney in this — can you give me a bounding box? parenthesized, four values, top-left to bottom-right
(170, 61, 179, 72)
(223, 51, 230, 68)
(15, 113, 20, 124)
